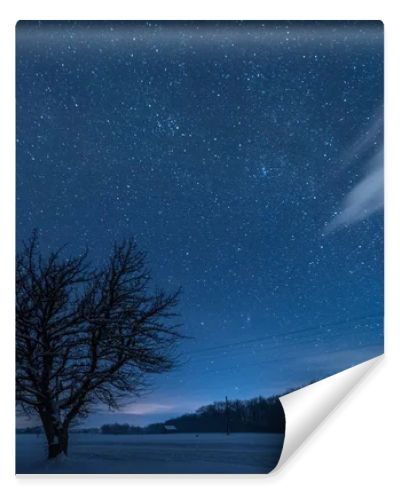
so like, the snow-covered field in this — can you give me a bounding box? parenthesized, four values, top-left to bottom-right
(16, 432, 284, 474)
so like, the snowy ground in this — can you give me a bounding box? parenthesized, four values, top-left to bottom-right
(16, 432, 284, 474)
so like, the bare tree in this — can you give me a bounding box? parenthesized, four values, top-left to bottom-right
(16, 232, 181, 458)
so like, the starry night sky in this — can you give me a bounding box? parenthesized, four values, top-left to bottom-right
(16, 21, 384, 426)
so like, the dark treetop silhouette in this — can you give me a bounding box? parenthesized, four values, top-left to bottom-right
(16, 232, 181, 458)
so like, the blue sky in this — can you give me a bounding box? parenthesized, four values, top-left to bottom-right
(16, 21, 383, 426)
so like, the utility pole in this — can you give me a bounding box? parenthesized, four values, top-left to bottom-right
(225, 396, 230, 435)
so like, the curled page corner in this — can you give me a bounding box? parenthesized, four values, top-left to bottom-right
(274, 355, 383, 471)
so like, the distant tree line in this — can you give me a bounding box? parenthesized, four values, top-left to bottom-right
(16, 426, 43, 434)
(101, 423, 143, 435)
(165, 396, 285, 433)
(100, 395, 285, 435)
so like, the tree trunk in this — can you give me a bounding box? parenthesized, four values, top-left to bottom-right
(40, 412, 69, 459)
(47, 428, 69, 458)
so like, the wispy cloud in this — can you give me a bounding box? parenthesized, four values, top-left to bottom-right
(118, 403, 176, 415)
(324, 113, 383, 234)
(325, 150, 383, 234)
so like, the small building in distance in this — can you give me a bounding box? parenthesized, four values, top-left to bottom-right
(163, 425, 177, 433)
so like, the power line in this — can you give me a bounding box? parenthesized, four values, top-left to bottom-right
(171, 341, 383, 387)
(182, 324, 383, 366)
(185, 313, 383, 356)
